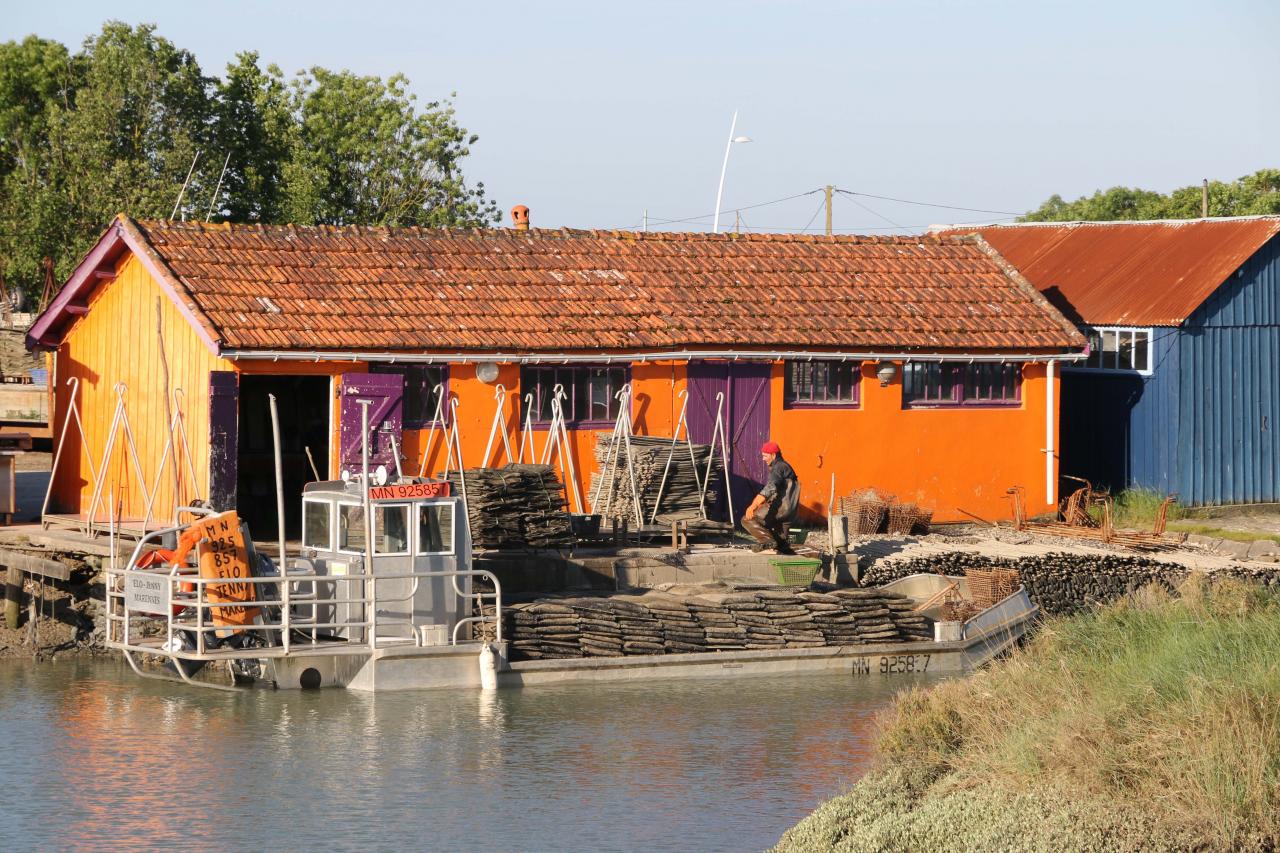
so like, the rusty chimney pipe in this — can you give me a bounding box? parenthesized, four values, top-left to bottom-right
(511, 205, 530, 230)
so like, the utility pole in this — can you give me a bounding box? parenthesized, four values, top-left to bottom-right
(1202, 179, 1209, 218)
(735, 210, 741, 234)
(824, 185, 833, 236)
(642, 209, 648, 232)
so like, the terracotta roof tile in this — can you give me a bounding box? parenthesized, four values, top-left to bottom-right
(116, 218, 1084, 354)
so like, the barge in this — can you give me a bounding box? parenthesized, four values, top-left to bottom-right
(108, 485, 1037, 691)
(106, 395, 1037, 691)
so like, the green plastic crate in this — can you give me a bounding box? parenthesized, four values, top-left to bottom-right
(770, 557, 821, 586)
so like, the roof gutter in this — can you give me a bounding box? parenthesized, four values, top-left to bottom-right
(219, 347, 1088, 365)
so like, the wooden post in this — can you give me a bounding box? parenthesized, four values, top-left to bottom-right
(4, 564, 20, 630)
(825, 185, 833, 236)
(1202, 179, 1209, 218)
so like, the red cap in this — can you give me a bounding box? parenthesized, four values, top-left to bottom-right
(761, 441, 780, 454)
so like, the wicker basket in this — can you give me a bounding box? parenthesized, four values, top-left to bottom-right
(964, 568, 1021, 608)
(941, 599, 982, 622)
(844, 488, 893, 535)
(911, 510, 934, 535)
(886, 503, 920, 535)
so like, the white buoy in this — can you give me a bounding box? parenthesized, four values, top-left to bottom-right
(479, 642, 498, 691)
(827, 473, 848, 554)
(935, 621, 964, 643)
(829, 513, 848, 553)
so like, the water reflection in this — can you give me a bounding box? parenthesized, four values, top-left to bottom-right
(0, 659, 943, 852)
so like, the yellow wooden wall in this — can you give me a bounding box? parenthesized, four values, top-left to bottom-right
(50, 254, 224, 523)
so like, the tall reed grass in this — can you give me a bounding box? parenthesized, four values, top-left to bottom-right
(776, 576, 1280, 851)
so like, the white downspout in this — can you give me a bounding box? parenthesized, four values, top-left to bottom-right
(1045, 359, 1055, 507)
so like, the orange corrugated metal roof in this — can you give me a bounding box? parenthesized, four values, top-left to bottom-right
(936, 218, 1280, 326)
(33, 216, 1087, 354)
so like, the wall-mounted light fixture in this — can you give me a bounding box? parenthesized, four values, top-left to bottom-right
(476, 361, 500, 383)
(876, 361, 898, 387)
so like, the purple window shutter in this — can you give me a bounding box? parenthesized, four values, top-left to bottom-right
(339, 372, 404, 468)
(208, 371, 239, 512)
(370, 364, 444, 429)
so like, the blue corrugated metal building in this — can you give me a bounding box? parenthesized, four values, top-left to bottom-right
(942, 217, 1280, 506)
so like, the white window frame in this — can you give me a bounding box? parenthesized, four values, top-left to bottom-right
(336, 501, 367, 556)
(415, 501, 457, 556)
(302, 497, 335, 551)
(373, 502, 411, 556)
(1070, 326, 1154, 375)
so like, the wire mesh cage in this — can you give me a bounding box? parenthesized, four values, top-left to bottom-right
(886, 503, 921, 536)
(841, 488, 894, 535)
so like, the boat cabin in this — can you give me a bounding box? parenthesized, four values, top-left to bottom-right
(297, 477, 470, 645)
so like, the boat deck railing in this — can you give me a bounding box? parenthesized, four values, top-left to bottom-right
(106, 515, 502, 689)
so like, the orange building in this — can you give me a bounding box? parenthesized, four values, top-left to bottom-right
(28, 215, 1085, 537)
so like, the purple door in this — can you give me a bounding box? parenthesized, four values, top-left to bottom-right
(208, 371, 239, 512)
(686, 361, 773, 518)
(339, 373, 404, 469)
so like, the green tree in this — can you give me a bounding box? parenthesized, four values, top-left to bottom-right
(210, 52, 293, 223)
(1022, 169, 1280, 222)
(0, 36, 83, 304)
(52, 22, 215, 234)
(0, 21, 499, 302)
(281, 69, 497, 227)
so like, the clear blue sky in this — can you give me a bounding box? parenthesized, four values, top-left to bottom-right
(5, 0, 1277, 233)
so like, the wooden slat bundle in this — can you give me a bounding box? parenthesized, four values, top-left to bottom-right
(588, 434, 724, 524)
(500, 587, 933, 660)
(447, 464, 574, 549)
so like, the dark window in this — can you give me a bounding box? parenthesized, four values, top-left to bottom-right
(1080, 327, 1153, 373)
(370, 364, 447, 428)
(520, 366, 629, 427)
(784, 361, 860, 407)
(902, 362, 1021, 407)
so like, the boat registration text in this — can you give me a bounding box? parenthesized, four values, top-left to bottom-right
(852, 654, 931, 676)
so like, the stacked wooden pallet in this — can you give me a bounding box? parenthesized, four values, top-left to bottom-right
(447, 464, 573, 549)
(501, 587, 933, 660)
(588, 434, 724, 525)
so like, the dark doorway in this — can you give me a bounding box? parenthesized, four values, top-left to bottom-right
(237, 375, 331, 540)
(1059, 372, 1142, 495)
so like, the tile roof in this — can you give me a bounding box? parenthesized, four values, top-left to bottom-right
(935, 217, 1280, 326)
(39, 215, 1087, 355)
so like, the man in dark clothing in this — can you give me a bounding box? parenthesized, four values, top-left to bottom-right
(742, 441, 800, 554)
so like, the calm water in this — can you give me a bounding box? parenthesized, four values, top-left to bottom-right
(0, 659, 943, 852)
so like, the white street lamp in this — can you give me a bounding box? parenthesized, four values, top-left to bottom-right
(712, 110, 752, 233)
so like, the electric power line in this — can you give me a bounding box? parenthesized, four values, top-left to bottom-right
(619, 185, 1025, 234)
(618, 188, 824, 229)
(839, 193, 907, 231)
(798, 196, 828, 233)
(835, 188, 1023, 217)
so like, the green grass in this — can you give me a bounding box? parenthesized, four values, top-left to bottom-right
(775, 577, 1280, 852)
(1091, 488, 1280, 543)
(1093, 487, 1187, 529)
(1166, 521, 1280, 545)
